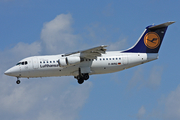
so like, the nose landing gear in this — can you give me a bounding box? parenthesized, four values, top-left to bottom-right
(16, 77, 21, 84)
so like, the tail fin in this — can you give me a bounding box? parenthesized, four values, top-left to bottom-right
(123, 21, 175, 53)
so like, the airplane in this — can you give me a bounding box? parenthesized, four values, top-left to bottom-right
(4, 21, 175, 84)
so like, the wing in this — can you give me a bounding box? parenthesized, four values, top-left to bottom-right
(64, 45, 107, 59)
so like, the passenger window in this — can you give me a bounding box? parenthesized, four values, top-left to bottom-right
(53, 61, 55, 63)
(50, 61, 52, 63)
(109, 58, 111, 60)
(47, 61, 48, 63)
(113, 58, 114, 60)
(106, 58, 108, 60)
(119, 58, 121, 60)
(103, 58, 105, 60)
(100, 58, 102, 61)
(116, 58, 118, 60)
(40, 61, 42, 63)
(43, 61, 45, 63)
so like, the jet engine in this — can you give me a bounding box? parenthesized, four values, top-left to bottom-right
(58, 57, 81, 67)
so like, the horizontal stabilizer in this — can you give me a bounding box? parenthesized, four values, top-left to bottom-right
(149, 21, 175, 30)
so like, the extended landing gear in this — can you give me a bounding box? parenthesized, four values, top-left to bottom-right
(83, 73, 89, 80)
(77, 77, 84, 84)
(16, 77, 21, 84)
(75, 73, 89, 84)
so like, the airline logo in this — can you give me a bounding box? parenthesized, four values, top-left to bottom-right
(144, 32, 160, 49)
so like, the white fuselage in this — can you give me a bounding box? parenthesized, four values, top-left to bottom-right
(5, 51, 158, 78)
(4, 21, 174, 84)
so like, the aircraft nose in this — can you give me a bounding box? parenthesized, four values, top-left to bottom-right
(4, 69, 12, 76)
(4, 66, 20, 76)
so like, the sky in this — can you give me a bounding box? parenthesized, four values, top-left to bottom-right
(0, 0, 180, 120)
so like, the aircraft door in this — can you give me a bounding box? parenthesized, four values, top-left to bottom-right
(32, 57, 39, 69)
(19, 64, 21, 74)
(122, 54, 128, 65)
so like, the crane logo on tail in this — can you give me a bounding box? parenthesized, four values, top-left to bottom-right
(144, 32, 160, 49)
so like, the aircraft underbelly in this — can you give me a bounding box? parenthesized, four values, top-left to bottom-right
(90, 53, 158, 75)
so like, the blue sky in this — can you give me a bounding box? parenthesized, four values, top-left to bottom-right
(0, 0, 180, 120)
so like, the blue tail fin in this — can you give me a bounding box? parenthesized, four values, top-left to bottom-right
(123, 21, 175, 53)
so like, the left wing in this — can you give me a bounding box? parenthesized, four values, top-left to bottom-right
(65, 45, 107, 59)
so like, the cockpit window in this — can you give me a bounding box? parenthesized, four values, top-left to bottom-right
(16, 62, 21, 65)
(16, 61, 28, 66)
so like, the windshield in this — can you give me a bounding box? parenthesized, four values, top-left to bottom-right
(16, 62, 21, 65)
(16, 61, 28, 66)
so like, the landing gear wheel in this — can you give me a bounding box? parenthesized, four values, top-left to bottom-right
(83, 74, 89, 80)
(78, 78, 84, 84)
(16, 80, 21, 84)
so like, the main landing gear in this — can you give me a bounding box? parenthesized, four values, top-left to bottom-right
(75, 73, 89, 84)
(16, 77, 21, 84)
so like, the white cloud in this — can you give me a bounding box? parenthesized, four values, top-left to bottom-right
(147, 66, 163, 89)
(0, 75, 92, 120)
(11, 42, 41, 57)
(127, 67, 144, 90)
(108, 38, 127, 51)
(41, 13, 80, 54)
(126, 65, 163, 91)
(145, 84, 180, 120)
(162, 85, 180, 120)
(137, 106, 146, 119)
(37, 82, 92, 120)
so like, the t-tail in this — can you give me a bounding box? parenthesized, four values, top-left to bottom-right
(123, 21, 175, 53)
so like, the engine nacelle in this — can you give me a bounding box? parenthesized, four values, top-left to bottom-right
(66, 56, 81, 65)
(58, 57, 67, 67)
(58, 57, 80, 67)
